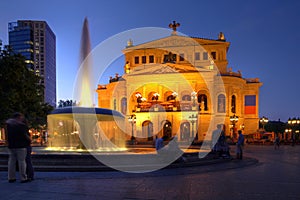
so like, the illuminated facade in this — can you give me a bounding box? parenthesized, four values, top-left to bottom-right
(97, 23, 262, 142)
(8, 20, 56, 107)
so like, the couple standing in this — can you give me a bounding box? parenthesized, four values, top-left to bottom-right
(5, 112, 34, 183)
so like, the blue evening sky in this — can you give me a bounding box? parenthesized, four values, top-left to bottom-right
(0, 0, 299, 121)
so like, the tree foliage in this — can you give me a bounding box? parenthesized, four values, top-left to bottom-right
(264, 120, 286, 134)
(0, 45, 53, 129)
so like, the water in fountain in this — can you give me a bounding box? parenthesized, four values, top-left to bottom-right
(46, 18, 127, 152)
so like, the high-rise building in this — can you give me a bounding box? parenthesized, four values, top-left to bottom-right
(8, 20, 56, 107)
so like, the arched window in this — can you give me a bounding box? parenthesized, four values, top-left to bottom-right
(163, 121, 172, 140)
(198, 94, 208, 111)
(218, 94, 226, 113)
(120, 97, 127, 115)
(113, 99, 116, 110)
(142, 121, 153, 141)
(182, 95, 191, 101)
(180, 122, 190, 141)
(149, 92, 160, 101)
(231, 95, 236, 113)
(167, 95, 176, 101)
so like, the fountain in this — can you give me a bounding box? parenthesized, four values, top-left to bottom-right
(46, 18, 127, 152)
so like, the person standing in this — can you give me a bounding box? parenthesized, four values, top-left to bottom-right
(23, 119, 34, 181)
(155, 136, 164, 152)
(236, 130, 245, 160)
(5, 112, 31, 183)
(274, 136, 280, 150)
(212, 124, 223, 152)
(26, 144, 34, 181)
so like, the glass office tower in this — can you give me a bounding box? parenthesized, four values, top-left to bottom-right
(8, 20, 56, 107)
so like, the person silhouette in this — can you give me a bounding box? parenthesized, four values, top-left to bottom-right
(236, 130, 245, 159)
(5, 112, 31, 183)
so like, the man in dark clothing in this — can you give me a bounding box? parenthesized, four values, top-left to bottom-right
(5, 112, 31, 183)
(236, 130, 245, 160)
(26, 143, 34, 181)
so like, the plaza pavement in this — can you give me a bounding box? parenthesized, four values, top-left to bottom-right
(0, 145, 299, 200)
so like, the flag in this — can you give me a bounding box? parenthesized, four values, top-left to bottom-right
(245, 95, 256, 114)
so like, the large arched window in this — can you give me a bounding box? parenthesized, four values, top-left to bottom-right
(163, 121, 172, 140)
(198, 94, 208, 111)
(164, 91, 173, 101)
(218, 94, 226, 113)
(142, 121, 153, 141)
(149, 92, 160, 101)
(231, 95, 236, 113)
(120, 97, 127, 115)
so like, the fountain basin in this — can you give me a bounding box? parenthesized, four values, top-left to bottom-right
(47, 107, 127, 151)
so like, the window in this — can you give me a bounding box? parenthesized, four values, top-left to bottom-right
(180, 122, 190, 141)
(121, 98, 127, 115)
(218, 94, 226, 113)
(142, 121, 154, 141)
(179, 53, 184, 61)
(163, 121, 172, 139)
(142, 56, 146, 64)
(231, 95, 236, 113)
(134, 56, 139, 64)
(211, 51, 217, 60)
(195, 52, 200, 60)
(113, 99, 116, 110)
(203, 52, 208, 60)
(163, 53, 176, 63)
(149, 55, 154, 63)
(198, 94, 208, 111)
(182, 95, 191, 101)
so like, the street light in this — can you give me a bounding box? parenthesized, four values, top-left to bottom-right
(285, 128, 292, 142)
(240, 124, 245, 130)
(230, 114, 239, 139)
(259, 116, 269, 131)
(189, 114, 198, 141)
(128, 114, 136, 144)
(287, 117, 300, 146)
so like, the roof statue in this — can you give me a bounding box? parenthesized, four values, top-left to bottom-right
(169, 21, 180, 35)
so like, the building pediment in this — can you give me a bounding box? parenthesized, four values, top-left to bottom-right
(123, 35, 228, 52)
(128, 64, 178, 75)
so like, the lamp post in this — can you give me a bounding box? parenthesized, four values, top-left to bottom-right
(230, 114, 239, 139)
(287, 117, 300, 146)
(128, 114, 136, 144)
(189, 114, 198, 142)
(259, 116, 269, 131)
(240, 124, 245, 131)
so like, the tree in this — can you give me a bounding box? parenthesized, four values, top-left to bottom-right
(264, 120, 286, 136)
(0, 45, 53, 129)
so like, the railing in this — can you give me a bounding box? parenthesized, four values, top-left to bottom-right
(133, 101, 201, 112)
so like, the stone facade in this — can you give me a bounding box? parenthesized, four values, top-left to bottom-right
(96, 29, 262, 142)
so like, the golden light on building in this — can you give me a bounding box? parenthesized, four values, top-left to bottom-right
(96, 22, 262, 143)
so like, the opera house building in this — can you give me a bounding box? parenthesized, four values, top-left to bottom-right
(96, 23, 262, 143)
